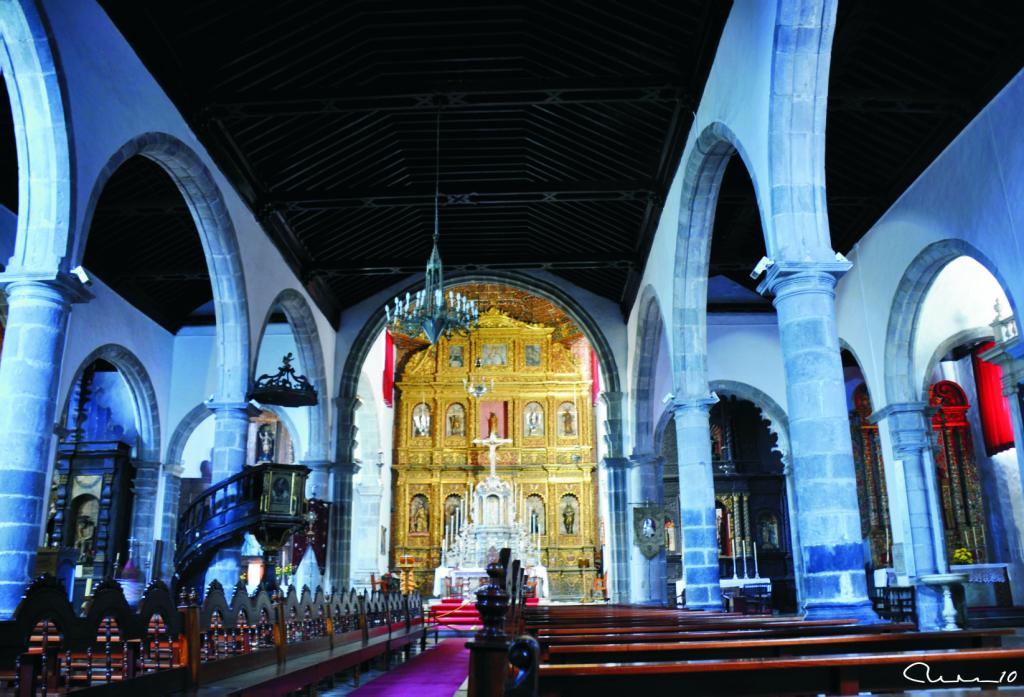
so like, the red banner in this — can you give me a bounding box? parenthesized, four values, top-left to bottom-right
(972, 342, 1015, 456)
(293, 499, 331, 575)
(383, 330, 394, 407)
(590, 349, 600, 405)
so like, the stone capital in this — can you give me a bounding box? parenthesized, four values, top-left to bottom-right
(756, 259, 852, 300)
(206, 398, 260, 418)
(667, 392, 719, 415)
(299, 459, 334, 472)
(629, 451, 661, 468)
(871, 401, 934, 456)
(335, 461, 361, 476)
(0, 271, 93, 305)
(602, 456, 631, 472)
(163, 463, 186, 478)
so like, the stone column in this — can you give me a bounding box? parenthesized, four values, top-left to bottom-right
(599, 391, 629, 602)
(0, 276, 88, 618)
(603, 456, 630, 603)
(160, 464, 185, 581)
(204, 400, 252, 590)
(758, 262, 874, 620)
(331, 461, 359, 589)
(671, 394, 723, 610)
(627, 452, 667, 605)
(872, 403, 945, 629)
(130, 460, 162, 580)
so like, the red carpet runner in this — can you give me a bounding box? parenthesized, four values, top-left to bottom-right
(348, 638, 469, 697)
(428, 597, 539, 630)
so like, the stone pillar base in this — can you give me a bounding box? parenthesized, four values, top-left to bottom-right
(803, 599, 881, 623)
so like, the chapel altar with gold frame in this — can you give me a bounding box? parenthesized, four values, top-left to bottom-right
(391, 308, 598, 599)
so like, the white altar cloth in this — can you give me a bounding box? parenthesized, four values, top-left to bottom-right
(433, 564, 550, 599)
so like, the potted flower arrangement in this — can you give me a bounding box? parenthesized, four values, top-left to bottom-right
(952, 547, 974, 565)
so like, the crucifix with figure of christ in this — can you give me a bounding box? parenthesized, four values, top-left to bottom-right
(473, 430, 512, 478)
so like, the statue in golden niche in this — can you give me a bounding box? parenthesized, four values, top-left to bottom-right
(487, 410, 499, 437)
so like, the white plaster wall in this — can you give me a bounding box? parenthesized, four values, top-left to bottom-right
(913, 257, 1008, 394)
(42, 0, 336, 424)
(59, 276, 175, 449)
(836, 69, 1024, 406)
(706, 315, 788, 411)
(167, 327, 219, 446)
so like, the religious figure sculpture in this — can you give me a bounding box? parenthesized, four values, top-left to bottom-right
(74, 514, 96, 559)
(447, 404, 465, 436)
(562, 500, 576, 534)
(525, 402, 544, 437)
(258, 424, 275, 462)
(558, 403, 576, 436)
(758, 512, 780, 550)
(410, 496, 428, 533)
(487, 410, 499, 437)
(412, 404, 431, 437)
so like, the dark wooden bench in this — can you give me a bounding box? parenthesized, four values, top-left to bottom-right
(539, 622, 917, 646)
(538, 647, 1024, 696)
(544, 628, 1010, 663)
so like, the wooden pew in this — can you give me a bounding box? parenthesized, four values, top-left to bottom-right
(539, 622, 917, 647)
(537, 647, 1024, 696)
(544, 628, 1010, 663)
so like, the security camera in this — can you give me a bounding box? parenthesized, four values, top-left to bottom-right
(835, 252, 849, 263)
(71, 265, 91, 286)
(750, 256, 774, 280)
(662, 393, 674, 405)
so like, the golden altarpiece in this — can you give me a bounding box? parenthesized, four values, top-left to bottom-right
(391, 309, 597, 598)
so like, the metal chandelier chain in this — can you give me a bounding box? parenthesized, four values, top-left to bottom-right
(383, 109, 479, 345)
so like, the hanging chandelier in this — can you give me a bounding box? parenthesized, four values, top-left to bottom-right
(385, 112, 478, 345)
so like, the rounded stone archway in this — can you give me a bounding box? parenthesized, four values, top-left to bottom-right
(75, 133, 250, 404)
(632, 286, 668, 453)
(60, 343, 161, 462)
(0, 1, 72, 274)
(672, 121, 767, 399)
(253, 288, 330, 463)
(883, 239, 1015, 405)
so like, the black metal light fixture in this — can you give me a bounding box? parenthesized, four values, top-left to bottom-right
(249, 353, 318, 407)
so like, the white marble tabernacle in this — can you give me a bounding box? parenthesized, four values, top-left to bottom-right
(435, 431, 546, 597)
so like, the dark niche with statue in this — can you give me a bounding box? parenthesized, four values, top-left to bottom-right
(710, 396, 795, 613)
(45, 359, 137, 605)
(663, 395, 795, 612)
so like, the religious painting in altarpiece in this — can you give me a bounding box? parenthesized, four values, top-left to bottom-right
(391, 308, 597, 598)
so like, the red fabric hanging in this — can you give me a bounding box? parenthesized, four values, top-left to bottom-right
(590, 349, 600, 405)
(972, 341, 1015, 456)
(383, 330, 395, 408)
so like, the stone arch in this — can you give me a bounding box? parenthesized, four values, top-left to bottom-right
(767, 0, 839, 259)
(75, 133, 250, 403)
(166, 403, 214, 467)
(632, 286, 668, 453)
(0, 1, 72, 273)
(920, 326, 995, 398)
(253, 288, 329, 462)
(707, 379, 790, 464)
(337, 270, 621, 463)
(884, 239, 1015, 405)
(59, 344, 161, 462)
(672, 122, 767, 398)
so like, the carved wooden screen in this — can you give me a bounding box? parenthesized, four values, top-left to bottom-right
(849, 383, 892, 568)
(929, 380, 987, 563)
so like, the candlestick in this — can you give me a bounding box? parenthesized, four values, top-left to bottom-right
(742, 540, 749, 579)
(731, 547, 738, 579)
(752, 536, 759, 579)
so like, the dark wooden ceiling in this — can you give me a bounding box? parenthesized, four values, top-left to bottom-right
(59, 1, 1024, 329)
(94, 0, 732, 323)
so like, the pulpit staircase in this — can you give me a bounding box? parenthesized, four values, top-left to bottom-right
(174, 462, 310, 593)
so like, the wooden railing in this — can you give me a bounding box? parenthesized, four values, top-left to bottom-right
(0, 574, 424, 695)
